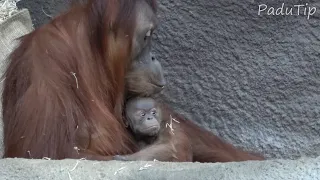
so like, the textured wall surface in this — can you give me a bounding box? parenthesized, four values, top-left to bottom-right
(17, 0, 320, 160)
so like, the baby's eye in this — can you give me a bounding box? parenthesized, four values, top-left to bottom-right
(136, 110, 145, 117)
(151, 109, 157, 115)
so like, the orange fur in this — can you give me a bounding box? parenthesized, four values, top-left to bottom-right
(2, 0, 263, 162)
(2, 0, 156, 160)
(161, 104, 265, 162)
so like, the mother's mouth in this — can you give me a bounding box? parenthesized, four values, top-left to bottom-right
(153, 83, 165, 89)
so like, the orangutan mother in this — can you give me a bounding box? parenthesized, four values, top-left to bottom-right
(1, 0, 263, 162)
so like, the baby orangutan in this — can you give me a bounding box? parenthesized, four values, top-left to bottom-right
(125, 97, 161, 148)
(113, 97, 193, 162)
(116, 54, 264, 163)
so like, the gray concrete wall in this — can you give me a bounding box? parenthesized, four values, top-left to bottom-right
(17, 0, 320, 160)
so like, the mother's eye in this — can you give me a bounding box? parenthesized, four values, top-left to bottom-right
(143, 29, 152, 41)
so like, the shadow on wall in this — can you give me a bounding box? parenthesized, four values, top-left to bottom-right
(17, 0, 320, 160)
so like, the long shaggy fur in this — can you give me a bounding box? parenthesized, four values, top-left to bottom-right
(2, 0, 263, 162)
(1, 0, 155, 159)
(161, 104, 265, 162)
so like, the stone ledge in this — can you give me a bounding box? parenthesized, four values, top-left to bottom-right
(0, 157, 319, 180)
